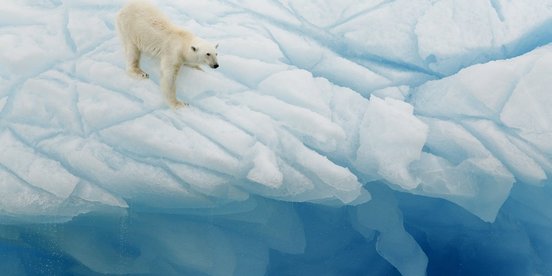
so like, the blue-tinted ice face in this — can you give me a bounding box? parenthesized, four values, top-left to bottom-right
(3, 0, 552, 275)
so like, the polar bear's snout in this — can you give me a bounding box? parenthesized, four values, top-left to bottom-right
(207, 59, 219, 69)
(207, 51, 219, 69)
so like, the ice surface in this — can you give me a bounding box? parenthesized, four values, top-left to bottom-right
(1, 0, 552, 275)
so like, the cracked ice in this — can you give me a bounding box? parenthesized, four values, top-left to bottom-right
(1, 0, 552, 275)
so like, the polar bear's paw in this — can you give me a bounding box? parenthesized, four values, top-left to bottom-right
(128, 68, 149, 79)
(170, 100, 188, 109)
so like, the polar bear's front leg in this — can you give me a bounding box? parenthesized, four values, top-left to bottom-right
(161, 59, 186, 108)
(184, 64, 204, 72)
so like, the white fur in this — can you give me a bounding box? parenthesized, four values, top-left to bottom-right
(116, 0, 219, 108)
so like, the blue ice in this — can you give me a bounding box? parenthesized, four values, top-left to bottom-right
(1, 0, 552, 275)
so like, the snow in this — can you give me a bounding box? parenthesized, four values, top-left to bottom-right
(1, 0, 552, 275)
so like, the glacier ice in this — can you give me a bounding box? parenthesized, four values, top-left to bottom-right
(1, 0, 552, 275)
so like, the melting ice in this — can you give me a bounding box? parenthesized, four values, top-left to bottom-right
(1, 0, 552, 275)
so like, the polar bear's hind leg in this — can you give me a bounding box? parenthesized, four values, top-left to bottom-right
(126, 44, 149, 79)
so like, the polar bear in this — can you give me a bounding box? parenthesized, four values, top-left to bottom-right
(116, 0, 219, 108)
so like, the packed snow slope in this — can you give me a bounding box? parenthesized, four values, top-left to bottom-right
(1, 0, 552, 275)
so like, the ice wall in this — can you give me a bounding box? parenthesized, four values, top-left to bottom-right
(1, 0, 552, 275)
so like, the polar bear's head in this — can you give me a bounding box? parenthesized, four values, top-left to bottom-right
(190, 39, 219, 69)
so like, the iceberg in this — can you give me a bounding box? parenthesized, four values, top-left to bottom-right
(1, 0, 552, 275)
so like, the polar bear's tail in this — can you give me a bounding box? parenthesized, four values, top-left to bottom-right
(115, 5, 124, 38)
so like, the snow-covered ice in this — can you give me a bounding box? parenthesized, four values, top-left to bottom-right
(1, 0, 552, 275)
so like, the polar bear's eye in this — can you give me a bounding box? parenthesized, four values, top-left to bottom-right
(206, 53, 211, 56)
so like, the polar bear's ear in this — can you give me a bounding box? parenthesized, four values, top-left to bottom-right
(191, 46, 198, 52)
(215, 43, 219, 49)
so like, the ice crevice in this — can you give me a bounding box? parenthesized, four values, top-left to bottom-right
(326, 0, 398, 30)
